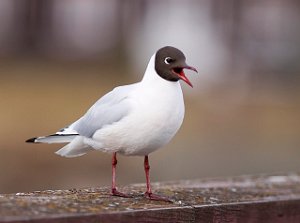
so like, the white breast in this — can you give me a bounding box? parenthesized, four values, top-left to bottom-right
(123, 80, 184, 155)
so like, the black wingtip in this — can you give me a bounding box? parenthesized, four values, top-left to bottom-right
(26, 137, 37, 143)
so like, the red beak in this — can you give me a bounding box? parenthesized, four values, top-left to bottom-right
(174, 65, 198, 88)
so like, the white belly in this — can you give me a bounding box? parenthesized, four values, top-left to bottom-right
(92, 82, 185, 156)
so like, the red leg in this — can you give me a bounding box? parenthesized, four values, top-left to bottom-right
(111, 152, 131, 198)
(144, 156, 172, 202)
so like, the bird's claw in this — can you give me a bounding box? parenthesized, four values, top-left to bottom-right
(144, 192, 172, 202)
(111, 188, 132, 198)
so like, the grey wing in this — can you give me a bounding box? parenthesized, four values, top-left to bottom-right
(69, 84, 136, 137)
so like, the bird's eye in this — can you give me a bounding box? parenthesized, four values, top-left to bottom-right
(164, 57, 174, 65)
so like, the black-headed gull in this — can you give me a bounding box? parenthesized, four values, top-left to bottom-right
(26, 46, 198, 201)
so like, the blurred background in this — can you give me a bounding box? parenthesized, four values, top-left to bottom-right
(0, 0, 299, 194)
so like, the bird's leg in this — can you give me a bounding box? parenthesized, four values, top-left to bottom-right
(144, 155, 152, 194)
(144, 155, 172, 202)
(111, 152, 131, 198)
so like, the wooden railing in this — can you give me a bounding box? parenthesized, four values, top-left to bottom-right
(1, 173, 300, 222)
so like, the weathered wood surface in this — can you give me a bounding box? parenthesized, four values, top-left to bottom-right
(1, 173, 300, 223)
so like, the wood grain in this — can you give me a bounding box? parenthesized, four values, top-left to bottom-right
(1, 173, 300, 222)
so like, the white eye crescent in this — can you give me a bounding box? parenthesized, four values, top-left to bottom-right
(164, 57, 173, 64)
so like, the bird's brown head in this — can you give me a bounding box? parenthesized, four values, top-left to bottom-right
(155, 46, 198, 87)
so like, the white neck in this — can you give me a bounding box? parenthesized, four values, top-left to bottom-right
(141, 54, 181, 89)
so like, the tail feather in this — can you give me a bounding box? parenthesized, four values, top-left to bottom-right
(26, 134, 78, 144)
(55, 136, 92, 158)
(26, 127, 93, 157)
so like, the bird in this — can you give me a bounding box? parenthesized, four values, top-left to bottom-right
(26, 46, 197, 201)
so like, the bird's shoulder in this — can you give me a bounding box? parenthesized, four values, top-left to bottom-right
(68, 83, 138, 137)
(93, 83, 138, 106)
